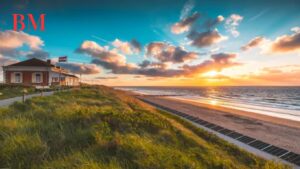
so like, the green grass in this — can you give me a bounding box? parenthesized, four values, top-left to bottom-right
(0, 84, 36, 100)
(0, 85, 290, 169)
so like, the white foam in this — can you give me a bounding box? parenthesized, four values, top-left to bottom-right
(169, 96, 300, 122)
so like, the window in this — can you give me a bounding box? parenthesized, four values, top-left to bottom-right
(32, 73, 43, 83)
(36, 73, 41, 83)
(11, 72, 22, 83)
(15, 73, 21, 83)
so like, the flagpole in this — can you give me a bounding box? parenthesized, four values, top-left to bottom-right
(58, 56, 67, 91)
(59, 67, 61, 91)
(80, 73, 82, 87)
(1, 63, 4, 84)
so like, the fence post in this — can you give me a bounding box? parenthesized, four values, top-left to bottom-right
(22, 89, 27, 103)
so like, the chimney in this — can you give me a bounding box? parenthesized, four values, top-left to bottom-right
(46, 59, 51, 64)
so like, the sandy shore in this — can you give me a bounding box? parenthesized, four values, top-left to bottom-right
(137, 95, 300, 154)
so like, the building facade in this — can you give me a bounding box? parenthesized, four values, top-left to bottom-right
(2, 58, 79, 87)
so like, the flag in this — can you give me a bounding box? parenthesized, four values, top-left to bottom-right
(58, 56, 67, 62)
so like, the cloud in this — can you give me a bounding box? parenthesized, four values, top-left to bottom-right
(76, 40, 108, 53)
(241, 36, 266, 51)
(91, 59, 137, 74)
(244, 65, 300, 85)
(171, 12, 200, 34)
(95, 76, 118, 80)
(138, 60, 169, 69)
(91, 55, 239, 77)
(95, 51, 239, 77)
(77, 40, 138, 74)
(180, 0, 195, 20)
(240, 27, 300, 54)
(225, 14, 243, 37)
(146, 42, 198, 63)
(76, 40, 126, 66)
(26, 50, 50, 59)
(0, 55, 17, 66)
(134, 67, 184, 77)
(0, 56, 18, 81)
(57, 62, 101, 75)
(0, 30, 44, 58)
(187, 30, 227, 48)
(0, 30, 43, 50)
(130, 39, 142, 53)
(211, 53, 237, 64)
(146, 42, 167, 56)
(139, 60, 155, 68)
(112, 39, 133, 55)
(182, 52, 240, 76)
(204, 15, 224, 30)
(267, 27, 300, 53)
(133, 75, 143, 78)
(78, 40, 239, 78)
(112, 39, 141, 55)
(0, 47, 21, 57)
(291, 27, 300, 33)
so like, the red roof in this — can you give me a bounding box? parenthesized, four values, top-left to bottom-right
(5, 58, 55, 67)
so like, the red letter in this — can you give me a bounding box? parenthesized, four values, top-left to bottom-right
(13, 14, 25, 31)
(28, 14, 45, 31)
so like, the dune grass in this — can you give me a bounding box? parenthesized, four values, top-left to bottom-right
(0, 85, 290, 169)
(0, 84, 36, 100)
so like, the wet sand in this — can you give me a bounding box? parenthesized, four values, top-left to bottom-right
(137, 95, 300, 154)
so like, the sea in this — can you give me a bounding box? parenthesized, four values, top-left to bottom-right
(116, 86, 300, 122)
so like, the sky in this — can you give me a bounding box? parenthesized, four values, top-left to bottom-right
(0, 0, 300, 86)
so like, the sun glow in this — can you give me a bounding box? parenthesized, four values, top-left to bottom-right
(203, 70, 218, 77)
(210, 100, 218, 105)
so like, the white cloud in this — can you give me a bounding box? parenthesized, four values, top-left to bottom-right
(225, 14, 243, 37)
(112, 39, 141, 55)
(180, 0, 195, 20)
(77, 40, 127, 66)
(291, 27, 300, 33)
(0, 30, 44, 50)
(171, 12, 200, 34)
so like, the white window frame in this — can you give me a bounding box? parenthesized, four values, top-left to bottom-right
(32, 72, 43, 83)
(12, 72, 23, 83)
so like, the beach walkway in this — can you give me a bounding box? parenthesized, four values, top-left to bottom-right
(0, 91, 54, 107)
(138, 96, 300, 168)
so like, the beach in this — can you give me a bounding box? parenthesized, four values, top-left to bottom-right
(137, 94, 300, 154)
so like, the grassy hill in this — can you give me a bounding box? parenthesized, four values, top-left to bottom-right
(0, 84, 36, 100)
(0, 86, 290, 169)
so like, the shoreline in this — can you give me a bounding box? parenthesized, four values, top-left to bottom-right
(134, 94, 300, 154)
(117, 87, 300, 124)
(166, 96, 300, 129)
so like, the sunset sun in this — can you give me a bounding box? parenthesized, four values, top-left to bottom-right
(203, 70, 219, 77)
